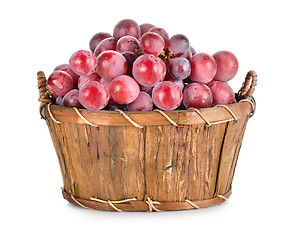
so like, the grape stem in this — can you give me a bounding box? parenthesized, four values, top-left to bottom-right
(159, 49, 173, 63)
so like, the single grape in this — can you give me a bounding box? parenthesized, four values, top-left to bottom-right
(140, 23, 155, 36)
(96, 50, 127, 81)
(167, 34, 190, 57)
(208, 81, 235, 105)
(140, 32, 165, 56)
(132, 54, 166, 87)
(113, 19, 140, 40)
(152, 81, 183, 110)
(69, 50, 97, 76)
(139, 84, 153, 95)
(78, 72, 101, 89)
(63, 89, 83, 108)
(116, 36, 140, 53)
(94, 37, 117, 56)
(168, 57, 191, 81)
(122, 51, 139, 76)
(189, 53, 217, 83)
(110, 75, 140, 104)
(149, 27, 169, 48)
(89, 32, 112, 53)
(181, 46, 196, 60)
(213, 50, 239, 82)
(78, 81, 109, 110)
(183, 83, 213, 108)
(54, 64, 79, 88)
(99, 78, 115, 104)
(55, 96, 64, 106)
(47, 70, 73, 97)
(164, 72, 185, 90)
(127, 92, 153, 111)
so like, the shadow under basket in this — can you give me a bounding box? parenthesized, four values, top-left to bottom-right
(38, 70, 257, 212)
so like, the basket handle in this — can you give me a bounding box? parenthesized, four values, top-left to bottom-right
(37, 71, 52, 119)
(238, 70, 257, 99)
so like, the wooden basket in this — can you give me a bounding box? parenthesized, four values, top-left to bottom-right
(38, 70, 257, 212)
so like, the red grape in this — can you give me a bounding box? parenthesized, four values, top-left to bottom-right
(69, 50, 97, 76)
(55, 96, 64, 106)
(183, 83, 213, 108)
(132, 54, 166, 87)
(167, 34, 190, 57)
(94, 37, 117, 56)
(152, 81, 183, 110)
(63, 89, 83, 108)
(110, 75, 140, 104)
(78, 81, 109, 110)
(181, 46, 196, 60)
(189, 53, 217, 83)
(47, 70, 73, 97)
(113, 19, 140, 40)
(122, 51, 139, 76)
(127, 92, 153, 111)
(168, 57, 191, 81)
(149, 27, 169, 47)
(78, 72, 101, 89)
(96, 50, 127, 81)
(139, 84, 153, 95)
(116, 36, 140, 53)
(213, 50, 239, 82)
(54, 64, 79, 88)
(140, 32, 165, 56)
(99, 78, 115, 104)
(89, 32, 112, 53)
(208, 81, 235, 105)
(140, 23, 155, 36)
(164, 72, 185, 90)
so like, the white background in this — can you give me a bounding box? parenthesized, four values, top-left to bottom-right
(1, 0, 286, 239)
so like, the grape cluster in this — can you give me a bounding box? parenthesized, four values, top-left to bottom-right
(47, 19, 239, 111)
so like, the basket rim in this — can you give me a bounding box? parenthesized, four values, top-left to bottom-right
(45, 100, 254, 127)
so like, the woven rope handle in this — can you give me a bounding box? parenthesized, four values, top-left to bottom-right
(37, 71, 52, 119)
(238, 70, 257, 99)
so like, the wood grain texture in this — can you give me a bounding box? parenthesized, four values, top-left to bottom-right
(44, 103, 252, 211)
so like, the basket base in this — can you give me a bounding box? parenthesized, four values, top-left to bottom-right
(62, 189, 232, 212)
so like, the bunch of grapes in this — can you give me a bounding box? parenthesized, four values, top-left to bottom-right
(47, 19, 239, 111)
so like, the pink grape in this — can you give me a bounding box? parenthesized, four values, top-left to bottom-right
(54, 64, 79, 88)
(149, 27, 169, 47)
(140, 23, 155, 36)
(132, 54, 166, 87)
(168, 57, 191, 81)
(78, 81, 109, 110)
(208, 81, 235, 105)
(116, 36, 140, 53)
(167, 34, 190, 57)
(63, 89, 83, 108)
(189, 53, 217, 83)
(140, 32, 165, 56)
(47, 70, 73, 97)
(109, 75, 140, 104)
(122, 51, 138, 76)
(213, 50, 239, 82)
(183, 83, 213, 108)
(127, 92, 153, 111)
(78, 72, 101, 89)
(96, 50, 127, 81)
(94, 37, 117, 56)
(69, 50, 97, 76)
(113, 19, 140, 40)
(89, 32, 112, 53)
(152, 81, 183, 110)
